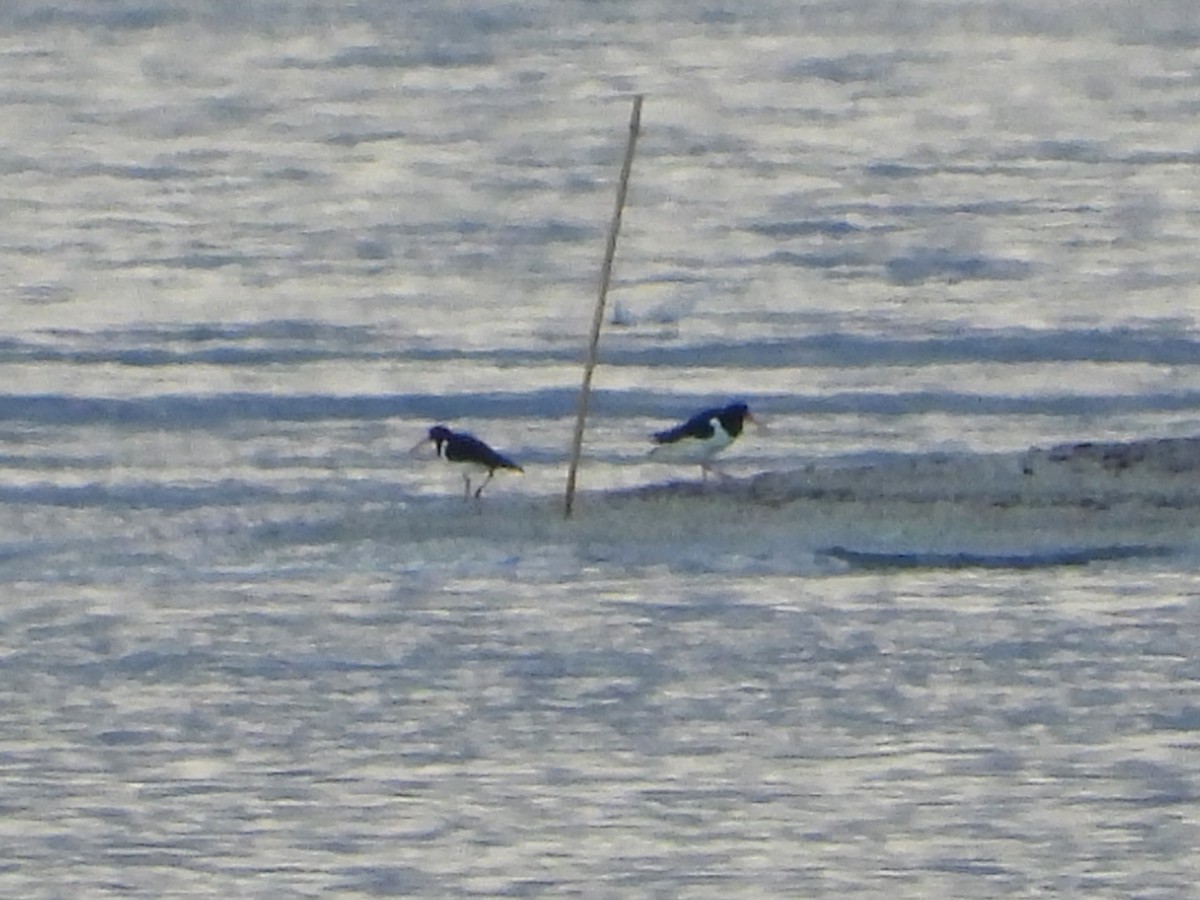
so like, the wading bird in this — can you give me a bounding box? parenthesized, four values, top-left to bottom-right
(419, 425, 523, 499)
(649, 402, 756, 480)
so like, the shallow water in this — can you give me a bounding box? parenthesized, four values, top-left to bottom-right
(1, 1, 1199, 896)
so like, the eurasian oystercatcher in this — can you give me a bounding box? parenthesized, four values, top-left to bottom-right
(420, 425, 523, 499)
(649, 402, 755, 480)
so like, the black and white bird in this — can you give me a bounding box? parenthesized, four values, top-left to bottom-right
(420, 425, 523, 499)
(649, 402, 756, 480)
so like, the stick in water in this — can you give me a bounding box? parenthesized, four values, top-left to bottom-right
(564, 94, 643, 519)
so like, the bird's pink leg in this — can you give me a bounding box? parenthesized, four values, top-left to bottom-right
(474, 470, 495, 499)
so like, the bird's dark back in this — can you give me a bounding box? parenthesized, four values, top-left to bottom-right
(445, 431, 521, 471)
(653, 403, 749, 444)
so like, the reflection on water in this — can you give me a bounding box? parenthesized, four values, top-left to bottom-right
(2, 0, 1200, 895)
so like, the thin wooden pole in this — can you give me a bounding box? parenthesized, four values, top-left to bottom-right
(564, 94, 643, 519)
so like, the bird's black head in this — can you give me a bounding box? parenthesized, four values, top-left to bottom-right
(428, 425, 453, 452)
(718, 402, 753, 436)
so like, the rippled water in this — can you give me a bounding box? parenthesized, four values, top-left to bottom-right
(2, 1, 1199, 896)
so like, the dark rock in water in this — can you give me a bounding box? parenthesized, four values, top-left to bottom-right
(823, 544, 1171, 571)
(1038, 436, 1200, 474)
(620, 434, 1200, 512)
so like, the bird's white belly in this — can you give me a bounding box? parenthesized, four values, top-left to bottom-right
(649, 429, 734, 463)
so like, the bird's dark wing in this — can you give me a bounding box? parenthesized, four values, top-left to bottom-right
(489, 451, 523, 472)
(652, 410, 717, 445)
(446, 433, 522, 471)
